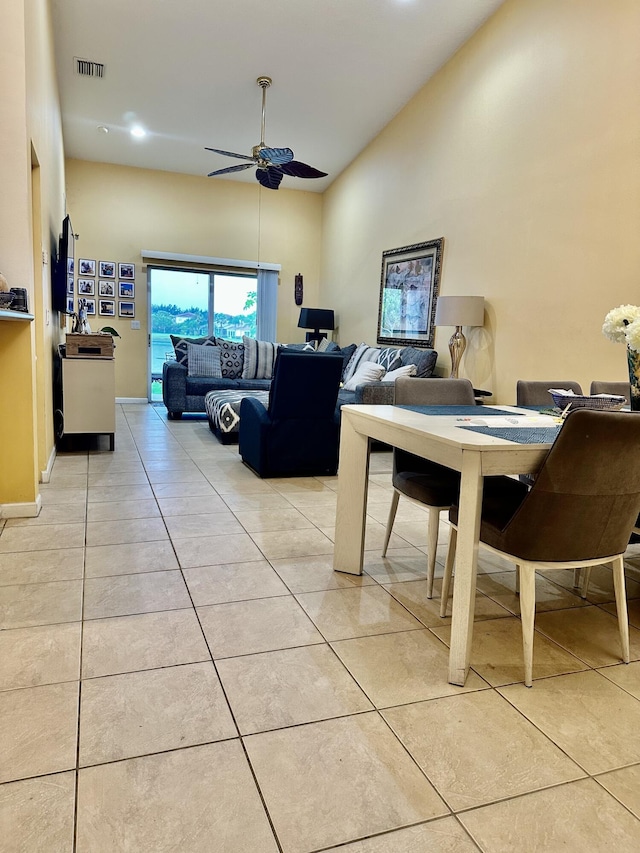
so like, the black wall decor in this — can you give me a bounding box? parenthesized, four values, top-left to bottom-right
(294, 273, 303, 306)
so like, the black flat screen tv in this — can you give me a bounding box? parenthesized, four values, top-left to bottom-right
(52, 214, 74, 314)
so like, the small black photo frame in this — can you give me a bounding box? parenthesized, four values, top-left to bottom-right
(67, 276, 74, 294)
(119, 281, 134, 299)
(85, 299, 96, 315)
(118, 262, 135, 280)
(78, 258, 95, 276)
(99, 261, 115, 278)
(78, 279, 95, 296)
(118, 301, 135, 318)
(99, 280, 115, 297)
(99, 300, 115, 316)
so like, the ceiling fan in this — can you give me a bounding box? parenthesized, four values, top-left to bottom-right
(205, 77, 328, 190)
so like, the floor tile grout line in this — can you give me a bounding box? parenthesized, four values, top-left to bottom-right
(72, 448, 90, 853)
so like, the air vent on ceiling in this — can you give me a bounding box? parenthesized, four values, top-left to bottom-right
(74, 57, 104, 78)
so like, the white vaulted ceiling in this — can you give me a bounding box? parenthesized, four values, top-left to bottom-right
(51, 0, 505, 192)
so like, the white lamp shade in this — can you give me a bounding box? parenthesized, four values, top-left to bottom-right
(434, 295, 484, 327)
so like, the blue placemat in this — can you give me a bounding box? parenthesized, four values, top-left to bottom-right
(459, 425, 561, 444)
(396, 405, 517, 416)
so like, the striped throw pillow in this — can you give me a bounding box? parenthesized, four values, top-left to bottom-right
(242, 337, 279, 380)
(342, 343, 381, 384)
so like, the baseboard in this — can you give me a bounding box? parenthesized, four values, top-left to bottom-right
(40, 445, 57, 484)
(1, 493, 42, 519)
(116, 397, 148, 404)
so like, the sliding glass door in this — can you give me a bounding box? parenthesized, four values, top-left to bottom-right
(148, 267, 257, 402)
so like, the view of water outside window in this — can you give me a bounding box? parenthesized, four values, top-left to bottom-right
(149, 268, 257, 400)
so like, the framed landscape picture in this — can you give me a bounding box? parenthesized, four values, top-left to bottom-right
(119, 280, 134, 299)
(119, 300, 135, 318)
(78, 258, 95, 276)
(376, 237, 444, 348)
(118, 262, 135, 280)
(99, 261, 116, 278)
(99, 299, 115, 316)
(98, 280, 115, 297)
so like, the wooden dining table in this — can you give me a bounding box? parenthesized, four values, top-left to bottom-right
(333, 404, 556, 686)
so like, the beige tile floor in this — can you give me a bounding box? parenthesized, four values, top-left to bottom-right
(2, 403, 640, 852)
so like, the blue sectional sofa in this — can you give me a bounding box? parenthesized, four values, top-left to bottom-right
(161, 335, 438, 419)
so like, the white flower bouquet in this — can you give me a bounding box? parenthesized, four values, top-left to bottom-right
(602, 305, 640, 350)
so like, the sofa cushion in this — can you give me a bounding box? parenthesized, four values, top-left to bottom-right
(170, 335, 217, 366)
(215, 338, 245, 378)
(400, 346, 437, 378)
(242, 337, 279, 379)
(187, 343, 222, 377)
(343, 343, 381, 383)
(185, 376, 239, 395)
(343, 361, 386, 391)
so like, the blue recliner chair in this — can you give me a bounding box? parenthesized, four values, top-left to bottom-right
(238, 351, 343, 478)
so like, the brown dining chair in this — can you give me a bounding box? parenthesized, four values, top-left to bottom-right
(589, 381, 630, 404)
(516, 379, 583, 407)
(381, 377, 476, 599)
(440, 408, 640, 686)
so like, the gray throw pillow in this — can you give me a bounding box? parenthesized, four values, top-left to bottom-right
(215, 337, 245, 378)
(186, 343, 222, 378)
(400, 346, 437, 378)
(170, 334, 216, 366)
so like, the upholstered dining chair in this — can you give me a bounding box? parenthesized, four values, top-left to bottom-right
(590, 380, 630, 404)
(440, 408, 640, 686)
(381, 377, 476, 598)
(516, 379, 583, 407)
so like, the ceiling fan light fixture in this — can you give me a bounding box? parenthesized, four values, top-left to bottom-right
(130, 126, 146, 138)
(204, 77, 327, 190)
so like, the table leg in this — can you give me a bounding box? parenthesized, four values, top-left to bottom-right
(333, 412, 370, 576)
(448, 450, 483, 685)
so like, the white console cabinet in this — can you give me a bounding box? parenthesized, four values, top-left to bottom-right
(61, 357, 115, 450)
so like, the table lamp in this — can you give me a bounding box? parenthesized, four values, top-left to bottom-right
(434, 296, 484, 379)
(298, 308, 335, 344)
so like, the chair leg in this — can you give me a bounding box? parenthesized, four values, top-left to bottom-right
(580, 567, 592, 599)
(612, 555, 630, 664)
(426, 508, 440, 599)
(573, 568, 582, 589)
(519, 563, 536, 688)
(381, 490, 400, 558)
(440, 527, 457, 618)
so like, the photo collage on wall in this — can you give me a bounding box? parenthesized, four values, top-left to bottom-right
(68, 258, 136, 320)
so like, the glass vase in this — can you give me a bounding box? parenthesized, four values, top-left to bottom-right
(627, 346, 640, 411)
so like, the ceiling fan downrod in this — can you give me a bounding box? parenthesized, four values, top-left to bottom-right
(256, 76, 272, 151)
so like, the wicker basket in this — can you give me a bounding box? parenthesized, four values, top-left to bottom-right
(549, 391, 626, 411)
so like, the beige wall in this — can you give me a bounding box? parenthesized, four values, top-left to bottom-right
(0, 0, 65, 510)
(321, 0, 640, 403)
(65, 160, 324, 398)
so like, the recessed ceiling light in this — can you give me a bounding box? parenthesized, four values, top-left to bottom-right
(130, 126, 146, 138)
(96, 125, 109, 134)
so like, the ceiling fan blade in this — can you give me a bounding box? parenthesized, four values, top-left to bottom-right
(280, 160, 328, 179)
(260, 147, 294, 165)
(207, 163, 255, 177)
(256, 167, 283, 190)
(204, 147, 255, 162)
